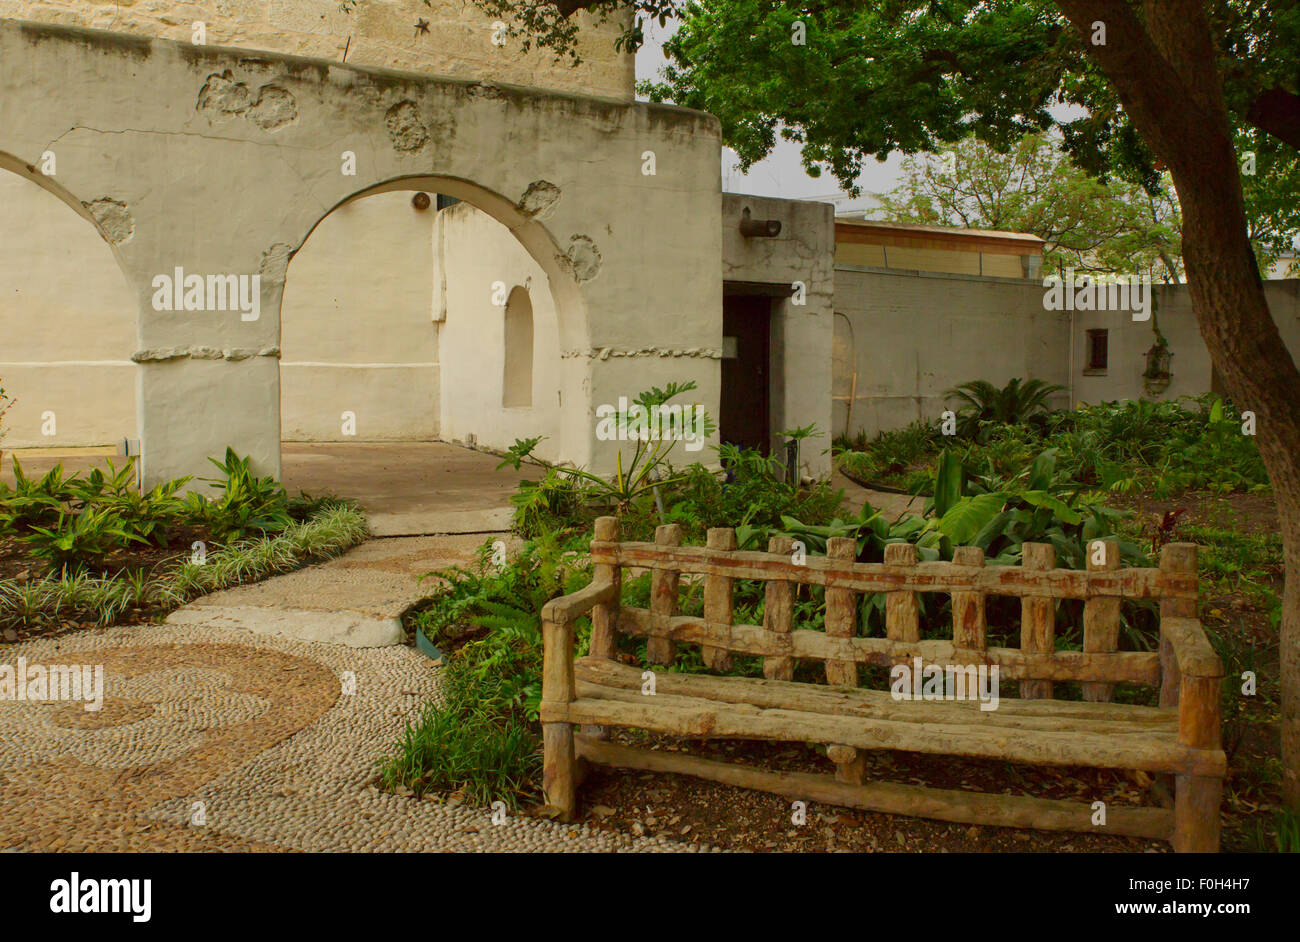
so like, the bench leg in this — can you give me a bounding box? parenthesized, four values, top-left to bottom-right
(1173, 774, 1221, 852)
(543, 722, 577, 821)
(827, 744, 866, 785)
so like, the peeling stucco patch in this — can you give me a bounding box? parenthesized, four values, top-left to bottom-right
(198, 72, 252, 117)
(564, 235, 602, 282)
(563, 347, 722, 360)
(132, 346, 281, 364)
(259, 243, 294, 286)
(197, 71, 298, 131)
(517, 180, 561, 219)
(248, 86, 298, 130)
(384, 101, 429, 153)
(84, 198, 134, 245)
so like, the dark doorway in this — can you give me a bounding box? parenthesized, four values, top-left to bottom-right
(721, 292, 772, 454)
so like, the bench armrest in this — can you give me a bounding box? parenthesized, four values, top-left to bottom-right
(540, 579, 618, 705)
(1160, 616, 1224, 679)
(542, 579, 618, 630)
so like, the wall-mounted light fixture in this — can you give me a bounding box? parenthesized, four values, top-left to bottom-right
(739, 206, 781, 238)
(411, 192, 431, 211)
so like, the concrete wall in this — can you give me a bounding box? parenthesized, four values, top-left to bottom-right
(1072, 280, 1300, 404)
(280, 190, 438, 441)
(835, 241, 1029, 279)
(721, 193, 835, 477)
(833, 265, 1071, 439)
(1, 0, 634, 100)
(834, 264, 1300, 440)
(0, 172, 137, 449)
(435, 200, 563, 463)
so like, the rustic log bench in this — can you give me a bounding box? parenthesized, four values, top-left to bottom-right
(539, 517, 1226, 851)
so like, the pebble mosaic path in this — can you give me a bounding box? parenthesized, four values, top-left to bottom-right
(0, 620, 701, 853)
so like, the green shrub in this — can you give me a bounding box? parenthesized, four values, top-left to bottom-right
(190, 447, 293, 541)
(0, 503, 366, 634)
(380, 657, 543, 810)
(835, 394, 1267, 499)
(0, 459, 81, 533)
(20, 506, 147, 573)
(946, 377, 1065, 441)
(72, 458, 190, 546)
(390, 529, 591, 807)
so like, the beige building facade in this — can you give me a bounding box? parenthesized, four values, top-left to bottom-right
(0, 0, 633, 99)
(0, 15, 721, 486)
(1, 7, 1295, 488)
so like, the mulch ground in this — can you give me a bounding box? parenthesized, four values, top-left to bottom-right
(0, 523, 208, 583)
(569, 731, 1165, 853)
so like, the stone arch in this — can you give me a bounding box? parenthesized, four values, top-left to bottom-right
(0, 153, 139, 449)
(290, 176, 584, 463)
(0, 151, 134, 262)
(0, 19, 721, 485)
(294, 175, 588, 353)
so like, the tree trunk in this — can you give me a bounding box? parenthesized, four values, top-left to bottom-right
(1056, 0, 1300, 808)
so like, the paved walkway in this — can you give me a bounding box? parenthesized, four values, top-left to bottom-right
(166, 534, 512, 647)
(0, 620, 699, 852)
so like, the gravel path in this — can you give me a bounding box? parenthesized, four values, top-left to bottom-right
(0, 620, 702, 852)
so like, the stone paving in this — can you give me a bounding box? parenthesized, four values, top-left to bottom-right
(0, 621, 700, 852)
(0, 449, 899, 852)
(167, 534, 514, 647)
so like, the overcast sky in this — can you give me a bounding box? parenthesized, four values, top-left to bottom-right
(635, 19, 907, 215)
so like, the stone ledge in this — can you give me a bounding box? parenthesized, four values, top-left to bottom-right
(165, 604, 404, 647)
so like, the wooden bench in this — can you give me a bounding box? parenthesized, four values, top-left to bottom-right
(539, 517, 1226, 851)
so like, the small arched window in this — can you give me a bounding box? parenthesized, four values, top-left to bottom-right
(502, 285, 533, 408)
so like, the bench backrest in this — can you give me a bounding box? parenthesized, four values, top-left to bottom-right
(586, 517, 1200, 703)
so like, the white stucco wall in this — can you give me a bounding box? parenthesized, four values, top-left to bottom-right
(1, 0, 635, 101)
(280, 190, 438, 441)
(435, 200, 563, 463)
(832, 266, 1072, 439)
(0, 172, 137, 449)
(0, 21, 724, 485)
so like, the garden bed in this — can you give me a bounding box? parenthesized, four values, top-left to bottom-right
(0, 450, 368, 642)
(382, 383, 1294, 853)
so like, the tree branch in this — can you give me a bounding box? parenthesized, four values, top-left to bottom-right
(1247, 87, 1300, 153)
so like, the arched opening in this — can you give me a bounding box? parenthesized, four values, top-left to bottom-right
(502, 286, 534, 409)
(0, 161, 138, 455)
(280, 176, 576, 486)
(280, 190, 438, 442)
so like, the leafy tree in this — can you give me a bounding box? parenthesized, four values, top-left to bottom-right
(364, 0, 1300, 810)
(877, 131, 1184, 279)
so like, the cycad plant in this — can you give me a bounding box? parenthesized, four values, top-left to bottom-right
(945, 377, 1066, 441)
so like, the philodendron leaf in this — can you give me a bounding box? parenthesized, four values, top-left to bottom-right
(933, 449, 963, 517)
(1027, 448, 1059, 492)
(1019, 489, 1082, 525)
(936, 492, 1007, 544)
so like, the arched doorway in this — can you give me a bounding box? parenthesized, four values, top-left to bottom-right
(285, 177, 576, 467)
(0, 158, 137, 453)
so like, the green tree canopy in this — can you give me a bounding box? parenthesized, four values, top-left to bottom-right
(875, 131, 1184, 279)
